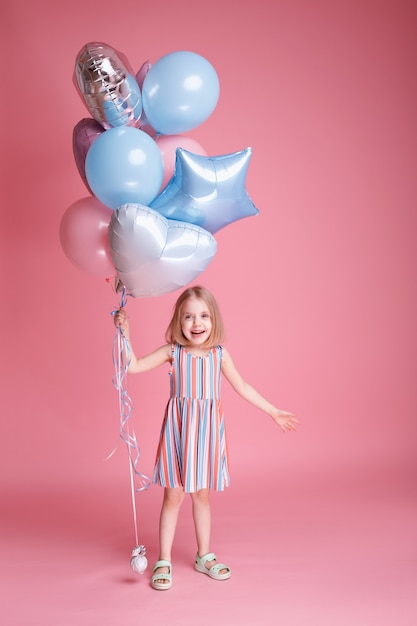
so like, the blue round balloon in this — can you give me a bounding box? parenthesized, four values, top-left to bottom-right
(142, 51, 220, 135)
(85, 127, 164, 209)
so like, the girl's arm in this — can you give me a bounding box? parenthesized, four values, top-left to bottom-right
(113, 308, 171, 373)
(221, 347, 298, 432)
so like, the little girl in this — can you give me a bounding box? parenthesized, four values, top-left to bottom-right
(113, 285, 298, 590)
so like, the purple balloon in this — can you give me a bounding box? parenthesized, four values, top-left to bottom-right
(135, 60, 156, 137)
(72, 118, 104, 192)
(135, 60, 151, 89)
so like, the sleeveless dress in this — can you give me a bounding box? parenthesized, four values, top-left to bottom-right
(153, 344, 230, 493)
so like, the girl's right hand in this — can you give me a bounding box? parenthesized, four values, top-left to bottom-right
(113, 308, 128, 331)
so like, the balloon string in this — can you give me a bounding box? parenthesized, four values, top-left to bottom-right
(128, 443, 139, 547)
(111, 289, 151, 496)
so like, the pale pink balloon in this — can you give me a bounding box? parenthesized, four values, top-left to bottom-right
(60, 197, 115, 277)
(156, 135, 207, 190)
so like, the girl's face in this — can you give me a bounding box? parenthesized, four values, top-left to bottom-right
(180, 297, 212, 346)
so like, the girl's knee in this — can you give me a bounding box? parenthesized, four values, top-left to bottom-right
(191, 488, 210, 505)
(163, 487, 185, 508)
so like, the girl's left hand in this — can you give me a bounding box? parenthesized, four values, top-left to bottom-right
(272, 410, 299, 433)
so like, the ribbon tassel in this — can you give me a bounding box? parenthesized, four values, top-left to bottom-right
(111, 287, 151, 495)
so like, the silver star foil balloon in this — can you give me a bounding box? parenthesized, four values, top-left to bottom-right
(73, 42, 142, 130)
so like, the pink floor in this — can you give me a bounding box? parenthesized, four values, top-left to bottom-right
(3, 468, 416, 626)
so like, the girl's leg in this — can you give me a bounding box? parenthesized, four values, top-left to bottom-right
(154, 486, 185, 584)
(190, 489, 227, 574)
(190, 488, 211, 556)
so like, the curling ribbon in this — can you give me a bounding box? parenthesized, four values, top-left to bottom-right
(111, 288, 151, 493)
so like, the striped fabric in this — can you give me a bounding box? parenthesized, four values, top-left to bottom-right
(153, 344, 230, 492)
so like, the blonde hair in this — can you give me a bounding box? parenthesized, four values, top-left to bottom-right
(165, 285, 225, 347)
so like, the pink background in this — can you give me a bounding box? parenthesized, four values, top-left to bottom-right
(2, 1, 416, 624)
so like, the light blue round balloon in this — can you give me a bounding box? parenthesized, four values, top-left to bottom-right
(142, 51, 220, 135)
(85, 127, 164, 209)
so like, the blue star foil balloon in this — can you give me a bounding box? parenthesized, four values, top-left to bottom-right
(108, 204, 217, 298)
(150, 148, 259, 234)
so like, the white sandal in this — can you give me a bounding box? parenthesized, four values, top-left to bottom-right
(195, 552, 231, 580)
(151, 560, 172, 590)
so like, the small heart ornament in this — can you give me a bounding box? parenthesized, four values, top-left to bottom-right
(109, 204, 217, 297)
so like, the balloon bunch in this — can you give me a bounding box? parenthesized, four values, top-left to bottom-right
(60, 42, 259, 298)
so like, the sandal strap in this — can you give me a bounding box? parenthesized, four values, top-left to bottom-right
(209, 563, 230, 574)
(152, 573, 171, 582)
(196, 552, 217, 566)
(153, 559, 172, 572)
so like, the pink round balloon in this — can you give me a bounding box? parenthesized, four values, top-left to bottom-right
(73, 118, 104, 193)
(156, 135, 207, 190)
(60, 197, 115, 277)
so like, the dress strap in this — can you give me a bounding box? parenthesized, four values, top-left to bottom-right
(169, 343, 176, 375)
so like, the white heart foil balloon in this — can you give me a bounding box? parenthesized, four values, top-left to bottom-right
(109, 204, 217, 297)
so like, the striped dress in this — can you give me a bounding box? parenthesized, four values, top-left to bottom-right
(153, 344, 230, 492)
